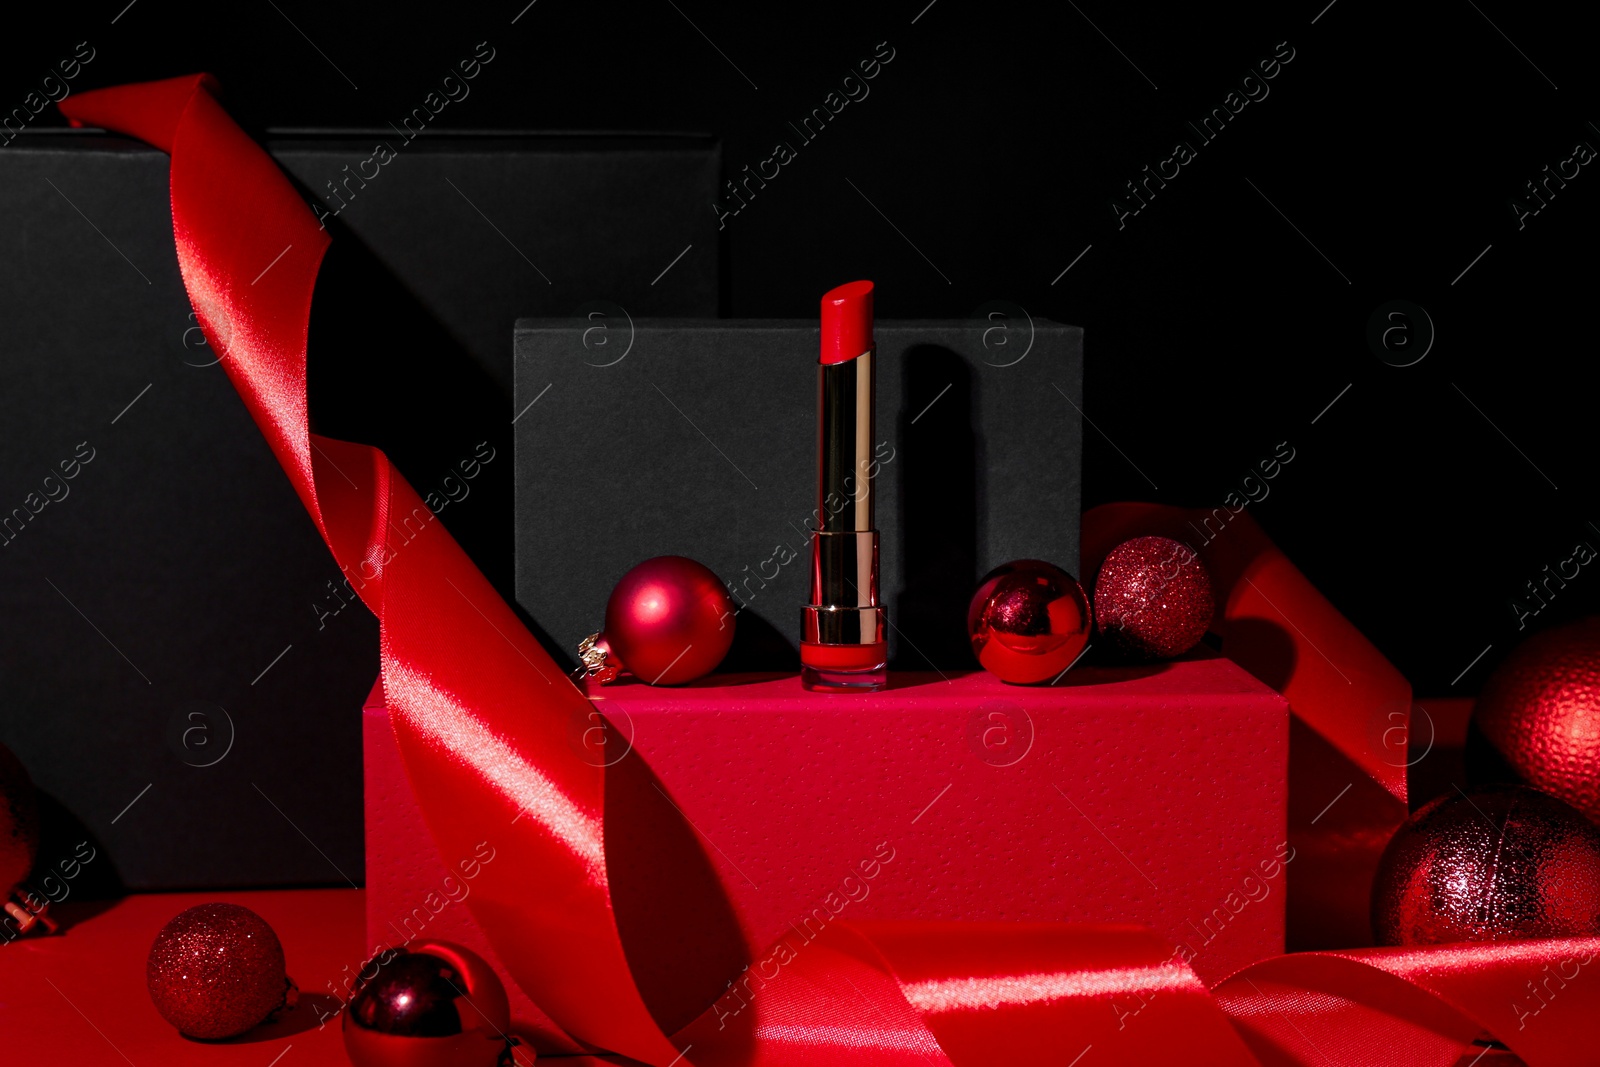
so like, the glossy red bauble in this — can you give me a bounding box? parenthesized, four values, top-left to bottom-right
(967, 560, 1092, 684)
(1473, 616, 1600, 823)
(1371, 785, 1600, 946)
(343, 940, 530, 1067)
(146, 903, 296, 1039)
(1093, 536, 1214, 660)
(595, 556, 735, 685)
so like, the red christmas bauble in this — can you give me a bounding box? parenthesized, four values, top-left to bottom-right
(1473, 616, 1600, 823)
(147, 903, 297, 1039)
(593, 556, 735, 686)
(343, 940, 530, 1067)
(0, 742, 39, 898)
(967, 560, 1091, 684)
(1371, 785, 1600, 946)
(1093, 536, 1214, 660)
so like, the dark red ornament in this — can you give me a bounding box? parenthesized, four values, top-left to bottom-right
(1473, 616, 1600, 824)
(579, 555, 735, 686)
(1, 744, 37, 908)
(0, 743, 53, 936)
(1093, 536, 1214, 660)
(146, 902, 297, 1039)
(966, 560, 1092, 684)
(1371, 785, 1600, 946)
(0, 743, 37, 893)
(343, 940, 530, 1067)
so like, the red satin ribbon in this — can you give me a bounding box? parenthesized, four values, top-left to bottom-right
(60, 77, 1598, 1066)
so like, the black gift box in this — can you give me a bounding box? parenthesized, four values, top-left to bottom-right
(0, 129, 719, 890)
(513, 319, 1084, 671)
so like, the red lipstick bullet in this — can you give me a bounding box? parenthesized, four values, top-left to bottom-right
(802, 280, 887, 691)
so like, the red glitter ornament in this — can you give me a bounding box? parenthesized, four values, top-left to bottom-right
(1473, 616, 1600, 824)
(966, 560, 1092, 684)
(146, 903, 297, 1039)
(578, 556, 736, 686)
(1093, 536, 1214, 660)
(1371, 785, 1600, 946)
(343, 940, 530, 1067)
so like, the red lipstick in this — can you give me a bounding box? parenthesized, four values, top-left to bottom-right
(802, 280, 887, 692)
(820, 280, 874, 365)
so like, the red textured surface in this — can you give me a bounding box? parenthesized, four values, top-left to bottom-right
(1081, 504, 1416, 953)
(2, 890, 357, 1065)
(368, 658, 1288, 1049)
(3, 887, 627, 1065)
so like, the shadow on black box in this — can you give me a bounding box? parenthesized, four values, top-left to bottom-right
(304, 215, 568, 667)
(896, 345, 980, 673)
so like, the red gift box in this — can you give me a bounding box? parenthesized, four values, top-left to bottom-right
(366, 658, 1288, 1049)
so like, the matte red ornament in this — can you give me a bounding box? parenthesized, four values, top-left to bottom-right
(1371, 785, 1600, 946)
(1093, 535, 1214, 660)
(343, 940, 531, 1067)
(146, 902, 297, 1039)
(1473, 615, 1600, 824)
(966, 560, 1092, 684)
(580, 555, 735, 686)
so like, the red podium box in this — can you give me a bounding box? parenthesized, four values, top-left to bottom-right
(365, 658, 1288, 1050)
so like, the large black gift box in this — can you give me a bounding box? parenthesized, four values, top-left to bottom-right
(513, 319, 1084, 671)
(0, 129, 719, 890)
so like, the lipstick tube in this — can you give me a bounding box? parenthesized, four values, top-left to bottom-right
(801, 280, 887, 692)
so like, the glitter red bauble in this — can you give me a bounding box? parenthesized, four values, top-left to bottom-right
(0, 742, 39, 898)
(343, 940, 530, 1067)
(1473, 616, 1600, 824)
(1371, 785, 1600, 946)
(966, 560, 1092, 684)
(597, 556, 735, 685)
(1092, 536, 1214, 660)
(146, 903, 297, 1039)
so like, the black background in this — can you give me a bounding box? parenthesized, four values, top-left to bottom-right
(5, 1, 1596, 697)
